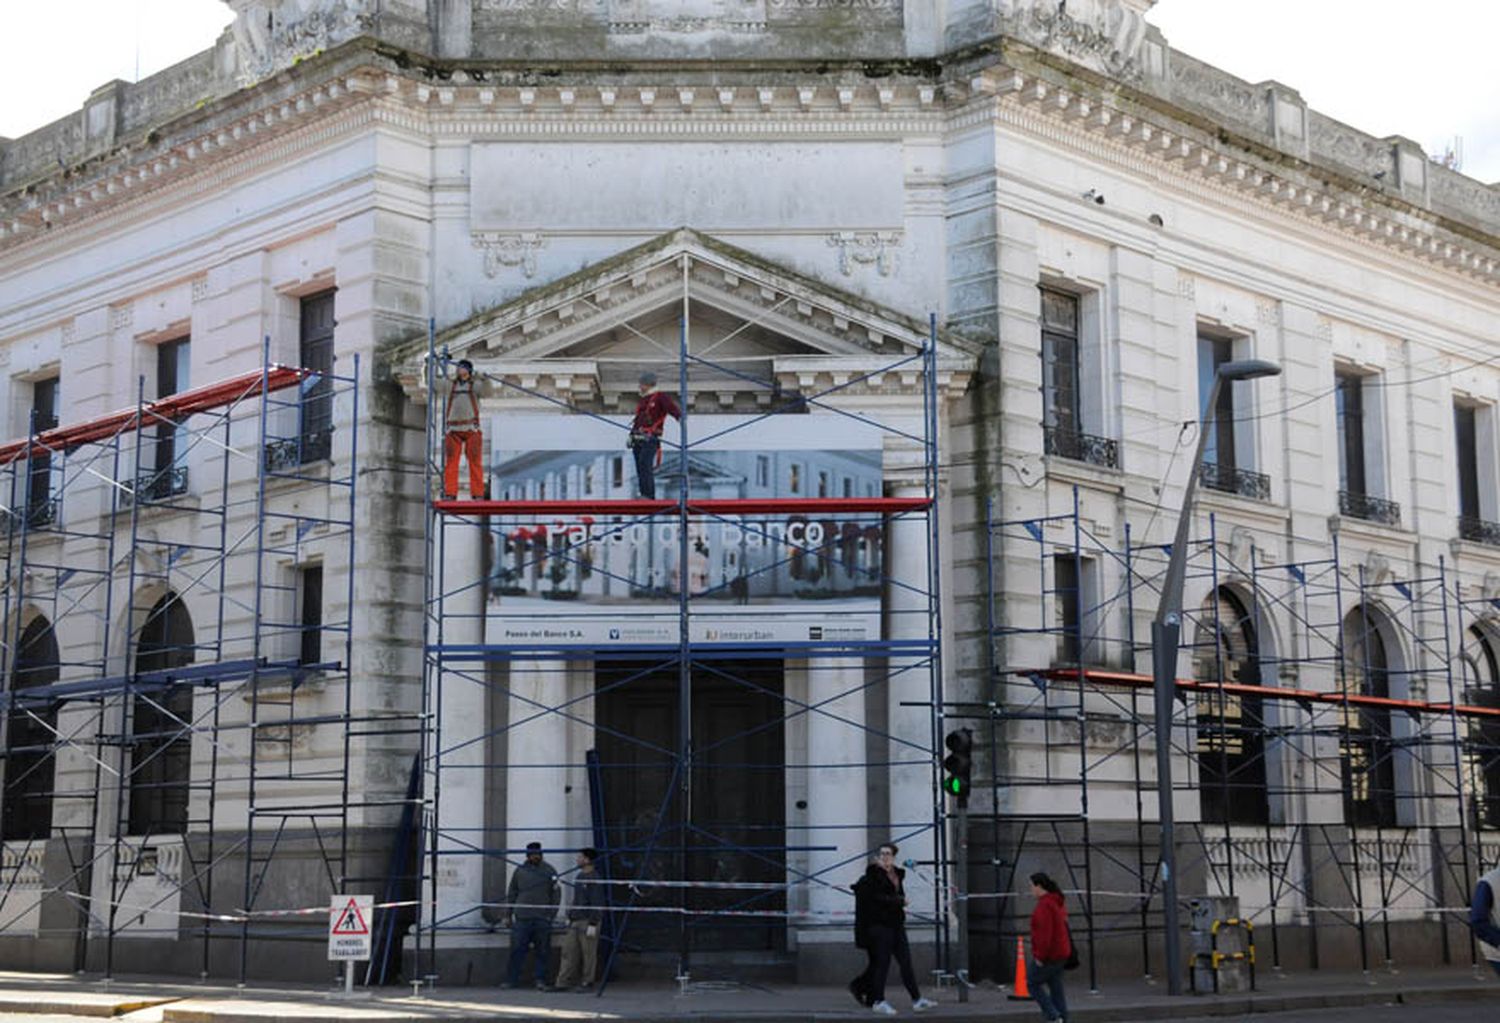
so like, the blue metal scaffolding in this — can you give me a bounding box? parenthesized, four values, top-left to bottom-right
(0, 350, 366, 983)
(416, 296, 951, 989)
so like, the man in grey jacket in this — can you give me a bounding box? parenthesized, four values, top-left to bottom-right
(555, 847, 606, 991)
(503, 841, 559, 990)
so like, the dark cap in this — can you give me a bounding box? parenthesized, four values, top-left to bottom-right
(638, 370, 657, 388)
(525, 841, 542, 852)
(457, 358, 474, 373)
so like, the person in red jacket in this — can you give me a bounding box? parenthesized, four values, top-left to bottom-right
(628, 371, 681, 499)
(1027, 872, 1073, 1022)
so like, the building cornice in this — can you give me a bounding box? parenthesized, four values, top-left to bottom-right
(959, 63, 1500, 288)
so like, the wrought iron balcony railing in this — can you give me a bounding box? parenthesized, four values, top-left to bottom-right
(1199, 462, 1271, 501)
(1339, 490, 1401, 526)
(264, 426, 334, 471)
(122, 466, 190, 506)
(1044, 426, 1120, 469)
(1459, 515, 1500, 546)
(22, 496, 57, 530)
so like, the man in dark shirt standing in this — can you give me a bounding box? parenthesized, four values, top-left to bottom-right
(556, 847, 605, 992)
(502, 841, 559, 990)
(629, 371, 681, 499)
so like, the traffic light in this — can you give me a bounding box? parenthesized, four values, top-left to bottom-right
(943, 728, 973, 804)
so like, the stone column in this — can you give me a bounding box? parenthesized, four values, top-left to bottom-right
(886, 478, 939, 924)
(804, 656, 870, 930)
(504, 659, 570, 872)
(431, 515, 487, 933)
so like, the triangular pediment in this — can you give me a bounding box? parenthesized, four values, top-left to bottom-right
(393, 229, 974, 407)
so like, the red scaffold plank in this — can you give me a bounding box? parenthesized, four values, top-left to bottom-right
(0, 365, 310, 466)
(432, 496, 932, 516)
(432, 499, 676, 516)
(1039, 667, 1500, 721)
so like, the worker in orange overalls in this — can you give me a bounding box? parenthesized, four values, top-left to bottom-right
(628, 371, 681, 499)
(442, 358, 486, 500)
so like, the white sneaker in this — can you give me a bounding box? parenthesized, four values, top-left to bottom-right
(912, 997, 937, 1011)
(872, 1001, 897, 1016)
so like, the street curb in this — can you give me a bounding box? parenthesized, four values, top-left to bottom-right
(0, 992, 176, 1018)
(0, 979, 1491, 1022)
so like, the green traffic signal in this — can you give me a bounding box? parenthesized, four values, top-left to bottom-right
(942, 727, 973, 803)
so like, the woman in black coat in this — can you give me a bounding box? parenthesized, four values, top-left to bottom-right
(850, 843, 937, 1015)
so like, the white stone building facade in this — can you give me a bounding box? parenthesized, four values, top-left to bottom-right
(0, 0, 1495, 983)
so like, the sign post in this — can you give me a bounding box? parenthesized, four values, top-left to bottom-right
(328, 894, 372, 996)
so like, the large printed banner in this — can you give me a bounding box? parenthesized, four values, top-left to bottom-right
(487, 414, 885, 646)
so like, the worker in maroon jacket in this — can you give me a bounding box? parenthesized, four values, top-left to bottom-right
(442, 358, 486, 500)
(1027, 872, 1074, 1022)
(628, 370, 681, 499)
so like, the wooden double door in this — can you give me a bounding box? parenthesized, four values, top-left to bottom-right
(594, 660, 786, 953)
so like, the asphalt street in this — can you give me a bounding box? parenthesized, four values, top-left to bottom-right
(0, 1007, 1492, 1023)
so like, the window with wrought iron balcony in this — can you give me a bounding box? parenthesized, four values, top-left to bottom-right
(1334, 367, 1400, 526)
(1456, 401, 1500, 545)
(1195, 333, 1271, 501)
(1040, 286, 1118, 470)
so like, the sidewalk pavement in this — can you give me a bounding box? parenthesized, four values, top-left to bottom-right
(0, 964, 1493, 1022)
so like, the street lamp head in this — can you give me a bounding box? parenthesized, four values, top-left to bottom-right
(1218, 358, 1282, 382)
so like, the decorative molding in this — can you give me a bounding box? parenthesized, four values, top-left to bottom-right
(1315, 317, 1333, 341)
(827, 231, 901, 277)
(999, 0, 1154, 82)
(1176, 275, 1196, 299)
(225, 0, 377, 86)
(473, 231, 546, 279)
(109, 304, 134, 331)
(191, 277, 210, 302)
(60, 320, 77, 345)
(1255, 300, 1281, 326)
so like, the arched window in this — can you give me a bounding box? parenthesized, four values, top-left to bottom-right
(1462, 625, 1500, 830)
(1341, 605, 1399, 828)
(129, 594, 195, 836)
(2, 615, 59, 841)
(1194, 588, 1269, 825)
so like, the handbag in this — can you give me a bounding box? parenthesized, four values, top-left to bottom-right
(1063, 921, 1080, 971)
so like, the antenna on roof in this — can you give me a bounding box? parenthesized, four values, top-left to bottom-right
(1432, 136, 1464, 172)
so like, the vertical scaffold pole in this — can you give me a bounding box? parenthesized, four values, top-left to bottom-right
(675, 268, 692, 982)
(239, 341, 275, 986)
(106, 376, 150, 981)
(1438, 557, 1476, 969)
(418, 319, 439, 987)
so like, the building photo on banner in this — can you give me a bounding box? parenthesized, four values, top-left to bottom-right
(486, 415, 885, 647)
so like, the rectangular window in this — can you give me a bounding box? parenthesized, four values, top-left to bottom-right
(1197, 335, 1236, 473)
(817, 470, 830, 499)
(1456, 403, 1481, 520)
(611, 456, 624, 490)
(1054, 553, 1100, 666)
(584, 463, 595, 496)
(755, 455, 770, 488)
(1335, 368, 1399, 525)
(1336, 369, 1367, 498)
(842, 476, 853, 499)
(149, 338, 190, 498)
(789, 464, 802, 495)
(298, 290, 336, 463)
(299, 565, 323, 666)
(1041, 289, 1081, 440)
(26, 376, 59, 526)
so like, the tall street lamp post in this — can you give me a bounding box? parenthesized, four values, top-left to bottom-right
(1152, 358, 1281, 994)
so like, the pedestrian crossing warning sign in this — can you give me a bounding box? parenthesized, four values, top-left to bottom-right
(327, 895, 372, 961)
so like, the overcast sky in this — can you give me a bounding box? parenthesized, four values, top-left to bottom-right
(0, 0, 1496, 183)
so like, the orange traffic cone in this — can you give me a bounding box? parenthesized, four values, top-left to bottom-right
(1008, 936, 1031, 1000)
